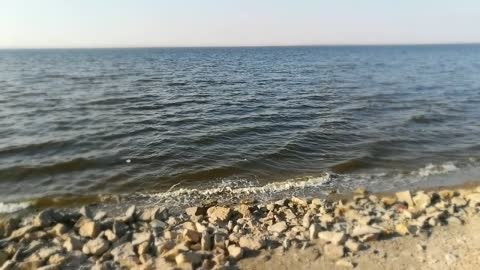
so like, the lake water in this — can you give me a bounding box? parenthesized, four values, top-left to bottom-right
(1, 45, 480, 211)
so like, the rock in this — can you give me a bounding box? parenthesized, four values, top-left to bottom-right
(61, 251, 88, 269)
(311, 198, 323, 206)
(309, 223, 321, 240)
(151, 219, 167, 230)
(324, 243, 344, 259)
(291, 196, 308, 206)
(351, 225, 382, 237)
(138, 207, 168, 221)
(175, 252, 202, 266)
(438, 190, 454, 199)
(213, 233, 227, 249)
(318, 231, 347, 245)
(0, 217, 19, 238)
(50, 223, 67, 236)
(36, 246, 63, 260)
(48, 253, 67, 265)
(413, 192, 431, 209)
(93, 211, 107, 221)
(345, 239, 361, 252)
(111, 242, 140, 268)
(183, 230, 201, 243)
(268, 221, 288, 233)
(104, 229, 117, 242)
(9, 225, 37, 240)
(466, 193, 480, 206)
(79, 220, 101, 238)
(236, 204, 252, 218)
(451, 197, 468, 207)
(137, 241, 150, 255)
(64, 235, 85, 251)
(83, 238, 109, 256)
(161, 242, 190, 262)
(0, 251, 8, 266)
(381, 196, 397, 206)
(185, 207, 207, 217)
(447, 216, 463, 225)
(227, 245, 243, 260)
(396, 191, 414, 207)
(132, 232, 151, 246)
(336, 259, 354, 269)
(200, 231, 211, 251)
(239, 236, 264, 250)
(207, 206, 232, 223)
(33, 209, 62, 227)
(79, 206, 94, 219)
(112, 220, 127, 236)
(395, 223, 409, 235)
(302, 213, 311, 228)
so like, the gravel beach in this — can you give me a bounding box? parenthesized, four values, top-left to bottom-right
(2, 184, 480, 270)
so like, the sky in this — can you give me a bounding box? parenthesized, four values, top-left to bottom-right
(1, 0, 479, 48)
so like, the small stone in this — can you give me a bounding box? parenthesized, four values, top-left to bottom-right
(381, 196, 397, 206)
(236, 204, 252, 218)
(132, 232, 151, 246)
(395, 223, 409, 236)
(48, 253, 67, 265)
(227, 245, 243, 260)
(175, 252, 202, 266)
(50, 223, 67, 236)
(311, 198, 323, 206)
(183, 230, 202, 243)
(79, 220, 101, 238)
(111, 242, 140, 268)
(336, 259, 354, 269)
(137, 241, 150, 255)
(318, 231, 347, 245)
(9, 225, 37, 240)
(83, 238, 110, 256)
(438, 190, 454, 199)
(104, 229, 117, 242)
(302, 213, 311, 228)
(0, 251, 9, 266)
(64, 235, 85, 251)
(324, 243, 344, 259)
(185, 206, 207, 217)
(345, 239, 361, 253)
(396, 191, 414, 207)
(413, 192, 431, 209)
(466, 193, 480, 206)
(291, 196, 308, 206)
(268, 221, 288, 233)
(213, 233, 227, 248)
(80, 206, 94, 219)
(239, 236, 264, 250)
(451, 197, 468, 207)
(33, 209, 62, 227)
(309, 223, 321, 240)
(207, 206, 232, 223)
(112, 220, 127, 236)
(200, 231, 211, 251)
(139, 207, 167, 221)
(447, 216, 463, 225)
(93, 211, 107, 221)
(351, 225, 382, 237)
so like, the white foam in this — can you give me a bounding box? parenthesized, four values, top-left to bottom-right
(415, 162, 458, 177)
(150, 174, 332, 202)
(0, 201, 30, 214)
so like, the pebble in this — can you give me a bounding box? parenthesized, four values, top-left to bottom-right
(324, 243, 344, 259)
(268, 221, 288, 233)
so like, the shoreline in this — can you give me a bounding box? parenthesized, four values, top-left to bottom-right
(1, 182, 480, 269)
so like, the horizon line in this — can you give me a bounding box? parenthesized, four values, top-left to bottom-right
(1, 42, 479, 50)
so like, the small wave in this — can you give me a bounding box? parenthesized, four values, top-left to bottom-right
(145, 173, 333, 205)
(407, 113, 446, 124)
(413, 162, 458, 177)
(0, 201, 30, 214)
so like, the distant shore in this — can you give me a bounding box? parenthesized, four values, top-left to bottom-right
(1, 181, 480, 269)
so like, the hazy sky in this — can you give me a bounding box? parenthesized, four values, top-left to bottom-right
(1, 0, 479, 48)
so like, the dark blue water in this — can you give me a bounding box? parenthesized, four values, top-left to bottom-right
(1, 45, 480, 210)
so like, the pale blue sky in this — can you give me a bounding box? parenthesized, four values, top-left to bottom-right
(1, 0, 479, 48)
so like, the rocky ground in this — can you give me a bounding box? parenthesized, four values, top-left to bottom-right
(1, 185, 480, 270)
